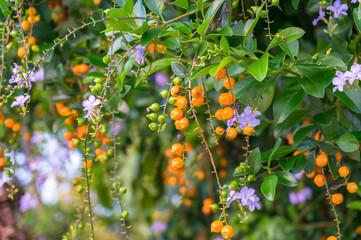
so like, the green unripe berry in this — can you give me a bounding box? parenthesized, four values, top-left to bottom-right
(76, 185, 84, 193)
(95, 84, 103, 91)
(5, 157, 11, 166)
(149, 122, 158, 131)
(4, 148, 11, 153)
(248, 174, 256, 182)
(271, 0, 279, 6)
(251, 6, 259, 13)
(319, 0, 327, 6)
(10, 30, 19, 37)
(161, 123, 167, 131)
(146, 113, 158, 121)
(168, 96, 176, 105)
(209, 203, 219, 211)
(77, 118, 85, 126)
(9, 139, 15, 145)
(158, 115, 166, 123)
(222, 196, 227, 203)
(86, 147, 92, 153)
(31, 45, 39, 52)
(274, 33, 283, 41)
(122, 211, 129, 218)
(78, 223, 85, 229)
(149, 103, 160, 112)
(160, 90, 169, 98)
(14, 143, 19, 150)
(102, 154, 109, 162)
(94, 78, 103, 84)
(72, 139, 80, 145)
(6, 43, 13, 51)
(103, 56, 111, 64)
(94, 141, 101, 148)
(236, 166, 243, 174)
(228, 182, 238, 190)
(108, 149, 114, 156)
(173, 77, 183, 86)
(100, 124, 108, 134)
(260, 10, 267, 18)
(119, 187, 127, 194)
(221, 190, 228, 197)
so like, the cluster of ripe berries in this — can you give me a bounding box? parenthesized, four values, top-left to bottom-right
(211, 220, 234, 239)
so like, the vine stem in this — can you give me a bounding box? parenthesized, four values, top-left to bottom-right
(14, 0, 29, 73)
(112, 111, 129, 239)
(0, 16, 9, 94)
(83, 123, 95, 240)
(321, 167, 342, 240)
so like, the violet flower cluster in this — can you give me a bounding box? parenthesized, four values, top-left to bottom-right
(227, 106, 261, 131)
(82, 95, 100, 119)
(227, 187, 261, 212)
(289, 187, 312, 205)
(134, 45, 145, 64)
(327, 0, 348, 19)
(151, 221, 167, 233)
(332, 62, 361, 92)
(19, 192, 38, 212)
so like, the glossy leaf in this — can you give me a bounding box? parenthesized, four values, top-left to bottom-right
(273, 89, 304, 123)
(247, 52, 269, 82)
(335, 133, 360, 152)
(261, 175, 278, 201)
(275, 171, 298, 187)
(248, 147, 262, 174)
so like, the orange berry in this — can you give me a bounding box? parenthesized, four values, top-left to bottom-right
(171, 158, 184, 170)
(243, 126, 255, 136)
(58, 106, 72, 117)
(95, 148, 103, 155)
(191, 86, 203, 98)
(219, 169, 227, 178)
(211, 220, 223, 233)
(0, 158, 5, 167)
(65, 116, 75, 125)
(147, 43, 165, 53)
(314, 129, 322, 141)
(102, 137, 111, 145)
(64, 131, 73, 141)
(22, 20, 31, 30)
(326, 237, 338, 240)
(226, 127, 237, 140)
(175, 117, 189, 130)
(223, 77, 235, 90)
(197, 171, 205, 180)
(170, 108, 183, 121)
(302, 118, 312, 124)
(293, 150, 303, 156)
(68, 140, 78, 149)
(220, 158, 228, 167)
(223, 107, 234, 120)
(27, 15, 37, 24)
(215, 67, 226, 80)
(221, 225, 234, 239)
(356, 225, 361, 235)
(175, 96, 188, 109)
(79, 63, 89, 75)
(73, 65, 81, 75)
(215, 109, 224, 121)
(215, 126, 225, 135)
(94, 0, 101, 4)
(28, 7, 37, 16)
(171, 85, 181, 96)
(287, 132, 294, 145)
(218, 93, 230, 106)
(338, 166, 350, 177)
(347, 182, 358, 193)
(12, 123, 21, 132)
(316, 153, 328, 167)
(171, 143, 184, 156)
(82, 160, 93, 169)
(314, 174, 326, 187)
(335, 152, 342, 161)
(192, 96, 204, 107)
(331, 193, 343, 205)
(305, 171, 315, 178)
(4, 118, 15, 128)
(17, 46, 26, 58)
(28, 36, 37, 45)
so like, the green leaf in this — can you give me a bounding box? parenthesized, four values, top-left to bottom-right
(262, 146, 295, 162)
(144, 0, 164, 16)
(133, 0, 146, 26)
(0, 0, 9, 16)
(279, 156, 296, 171)
(347, 200, 361, 211)
(205, 0, 225, 19)
(335, 133, 360, 152)
(188, 64, 216, 81)
(331, 85, 361, 114)
(115, 0, 126, 7)
(140, 28, 162, 47)
(248, 147, 262, 174)
(275, 171, 298, 187)
(304, 150, 316, 174)
(328, 156, 340, 180)
(171, 0, 188, 9)
(313, 108, 336, 126)
(83, 72, 106, 83)
(83, 52, 107, 67)
(197, 0, 204, 18)
(319, 141, 339, 155)
(198, 18, 211, 37)
(267, 138, 282, 169)
(293, 124, 314, 146)
(124, 0, 134, 14)
(247, 52, 269, 82)
(233, 75, 257, 98)
(214, 56, 233, 75)
(171, 62, 188, 78)
(266, 27, 305, 52)
(345, 149, 360, 161)
(242, 4, 264, 44)
(353, 7, 361, 33)
(273, 89, 304, 123)
(292, 0, 300, 9)
(274, 109, 312, 137)
(261, 175, 278, 201)
(291, 154, 307, 173)
(220, 36, 230, 54)
(106, 8, 137, 32)
(280, 40, 299, 60)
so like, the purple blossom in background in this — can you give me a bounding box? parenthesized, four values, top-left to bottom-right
(82, 95, 100, 119)
(294, 171, 304, 181)
(348, 62, 361, 84)
(154, 72, 169, 86)
(0, 173, 7, 188)
(30, 131, 43, 144)
(351, 0, 358, 3)
(151, 221, 167, 233)
(289, 187, 312, 205)
(332, 71, 347, 92)
(33, 67, 45, 82)
(19, 192, 38, 212)
(11, 95, 30, 108)
(327, 0, 348, 18)
(12, 63, 22, 75)
(134, 45, 145, 64)
(110, 121, 124, 135)
(313, 6, 325, 26)
(227, 106, 261, 130)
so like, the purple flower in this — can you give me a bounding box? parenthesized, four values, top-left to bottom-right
(33, 67, 45, 82)
(293, 171, 304, 181)
(351, 0, 358, 3)
(154, 72, 169, 86)
(110, 121, 124, 135)
(30, 131, 43, 144)
(12, 63, 23, 75)
(19, 192, 38, 212)
(348, 62, 361, 84)
(227, 106, 261, 130)
(313, 6, 326, 26)
(332, 71, 347, 92)
(134, 45, 145, 64)
(226, 189, 240, 206)
(227, 187, 261, 212)
(11, 95, 30, 108)
(289, 187, 312, 205)
(327, 0, 348, 18)
(9, 74, 25, 85)
(82, 95, 100, 119)
(151, 221, 167, 233)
